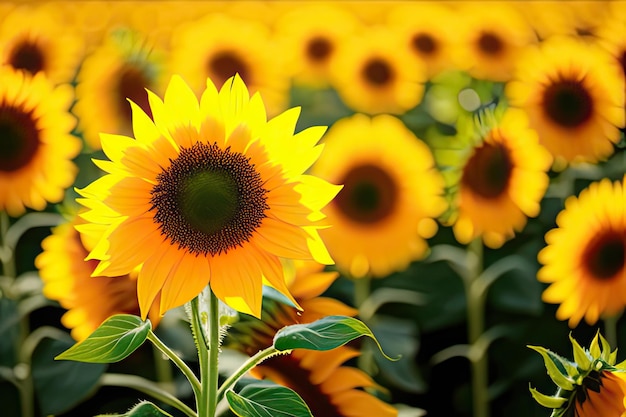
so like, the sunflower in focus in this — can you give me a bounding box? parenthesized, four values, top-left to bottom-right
(169, 13, 288, 116)
(310, 114, 446, 278)
(538, 176, 626, 328)
(449, 108, 552, 249)
(272, 3, 360, 88)
(506, 36, 625, 164)
(0, 68, 80, 217)
(225, 260, 397, 417)
(76, 74, 340, 319)
(73, 28, 167, 150)
(329, 27, 426, 115)
(0, 5, 84, 84)
(35, 214, 161, 341)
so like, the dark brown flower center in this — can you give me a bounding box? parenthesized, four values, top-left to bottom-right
(208, 51, 250, 87)
(0, 105, 40, 172)
(362, 57, 394, 87)
(478, 32, 504, 56)
(582, 230, 625, 280)
(9, 40, 45, 75)
(462, 140, 513, 199)
(542, 78, 594, 128)
(619, 50, 626, 80)
(306, 36, 333, 62)
(116, 65, 153, 126)
(335, 164, 398, 224)
(150, 142, 268, 256)
(412, 33, 437, 55)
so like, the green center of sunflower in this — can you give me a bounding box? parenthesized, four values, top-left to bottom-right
(582, 230, 625, 280)
(412, 33, 437, 55)
(0, 106, 40, 172)
(335, 164, 397, 224)
(362, 57, 394, 87)
(116, 65, 154, 125)
(10, 41, 45, 75)
(150, 142, 268, 255)
(208, 51, 250, 87)
(543, 78, 594, 128)
(306, 36, 333, 62)
(462, 141, 512, 199)
(478, 32, 504, 56)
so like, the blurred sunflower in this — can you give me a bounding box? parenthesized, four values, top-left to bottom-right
(0, 68, 80, 217)
(386, 3, 456, 79)
(506, 36, 625, 164)
(451, 2, 537, 82)
(0, 5, 84, 84)
(272, 3, 360, 88)
(76, 74, 341, 319)
(73, 28, 167, 151)
(538, 176, 626, 328)
(329, 26, 426, 115)
(168, 13, 288, 116)
(596, 6, 626, 93)
(310, 114, 446, 278)
(225, 260, 397, 417)
(450, 108, 552, 249)
(35, 214, 161, 341)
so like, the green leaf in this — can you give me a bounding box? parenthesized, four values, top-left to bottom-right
(95, 401, 173, 417)
(226, 381, 312, 417)
(55, 314, 151, 363)
(529, 386, 568, 409)
(528, 345, 576, 391)
(273, 315, 398, 361)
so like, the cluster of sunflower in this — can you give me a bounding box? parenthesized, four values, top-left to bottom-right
(0, 1, 625, 417)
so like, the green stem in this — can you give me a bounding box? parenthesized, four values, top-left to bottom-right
(207, 290, 220, 417)
(147, 331, 201, 397)
(0, 211, 16, 278)
(603, 313, 621, 348)
(101, 373, 197, 417)
(353, 274, 371, 309)
(216, 346, 281, 403)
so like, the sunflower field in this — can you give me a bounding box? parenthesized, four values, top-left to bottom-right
(0, 2, 625, 417)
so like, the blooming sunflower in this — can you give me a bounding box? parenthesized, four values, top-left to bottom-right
(329, 27, 426, 115)
(596, 6, 626, 95)
(0, 4, 84, 85)
(506, 36, 625, 164)
(35, 214, 161, 342)
(310, 114, 446, 278)
(538, 176, 626, 328)
(450, 108, 552, 249)
(0, 68, 80, 216)
(76, 74, 341, 319)
(168, 13, 289, 116)
(73, 28, 167, 151)
(451, 2, 538, 82)
(225, 260, 397, 417)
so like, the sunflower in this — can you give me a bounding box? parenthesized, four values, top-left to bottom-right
(596, 5, 626, 94)
(225, 260, 397, 417)
(35, 214, 161, 342)
(272, 3, 360, 88)
(309, 114, 446, 278)
(73, 28, 167, 151)
(538, 176, 626, 328)
(506, 36, 625, 164)
(450, 2, 537, 82)
(0, 4, 84, 84)
(168, 13, 289, 116)
(75, 74, 341, 319)
(0, 68, 80, 217)
(329, 26, 426, 115)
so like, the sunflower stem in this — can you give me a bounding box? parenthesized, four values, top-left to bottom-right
(0, 211, 16, 278)
(207, 289, 220, 417)
(190, 296, 210, 417)
(603, 313, 621, 348)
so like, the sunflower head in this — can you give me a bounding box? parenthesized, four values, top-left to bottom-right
(529, 332, 626, 417)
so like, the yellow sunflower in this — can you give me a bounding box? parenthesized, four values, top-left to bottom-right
(451, 108, 552, 249)
(225, 260, 397, 417)
(35, 214, 161, 342)
(76, 74, 341, 319)
(310, 114, 446, 278)
(538, 176, 626, 328)
(506, 36, 625, 164)
(596, 5, 626, 95)
(168, 12, 289, 116)
(451, 2, 538, 82)
(73, 28, 167, 151)
(329, 26, 426, 115)
(272, 3, 360, 88)
(0, 4, 84, 84)
(0, 68, 80, 217)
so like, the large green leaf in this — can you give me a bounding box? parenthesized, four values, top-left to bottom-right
(226, 381, 312, 417)
(55, 314, 151, 363)
(95, 401, 173, 417)
(273, 316, 397, 360)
